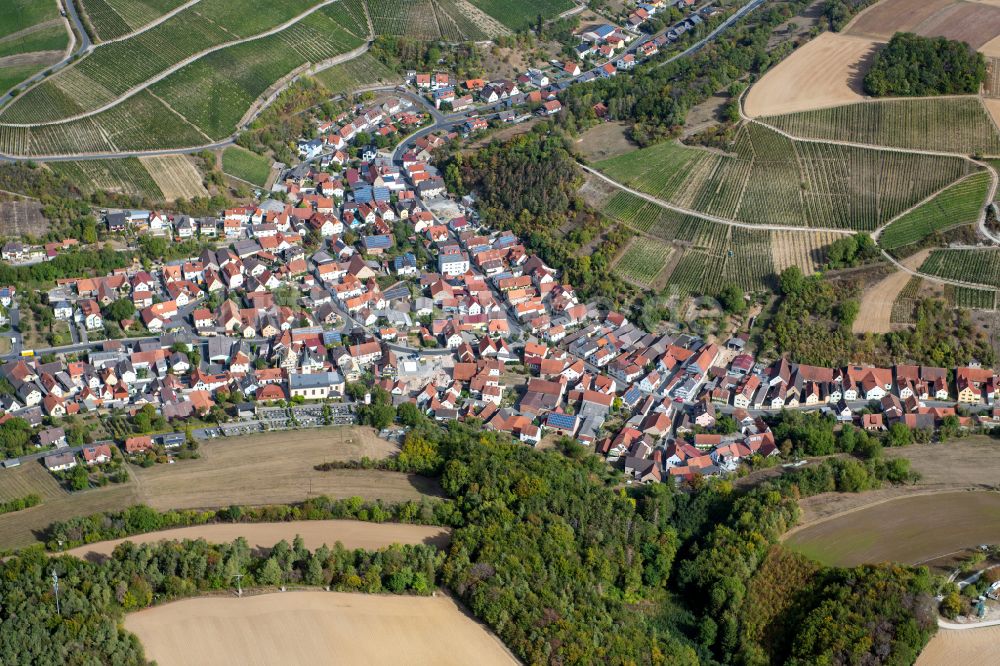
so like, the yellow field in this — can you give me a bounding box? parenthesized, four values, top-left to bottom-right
(0, 427, 440, 551)
(65, 520, 451, 559)
(125, 591, 519, 666)
(917, 626, 1000, 665)
(139, 155, 207, 201)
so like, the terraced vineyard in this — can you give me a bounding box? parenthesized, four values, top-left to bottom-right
(596, 123, 977, 231)
(0, 0, 329, 124)
(468, 0, 574, 31)
(762, 98, 1000, 154)
(614, 238, 673, 286)
(150, 5, 365, 139)
(315, 53, 400, 93)
(48, 157, 164, 200)
(79, 0, 187, 41)
(919, 249, 1000, 288)
(878, 172, 991, 252)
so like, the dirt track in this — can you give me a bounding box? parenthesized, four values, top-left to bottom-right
(126, 591, 518, 666)
(64, 520, 451, 560)
(853, 250, 929, 334)
(744, 32, 879, 117)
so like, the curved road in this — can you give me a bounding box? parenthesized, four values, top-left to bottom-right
(0, 0, 91, 107)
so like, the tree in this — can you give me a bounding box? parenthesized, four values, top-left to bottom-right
(258, 557, 283, 586)
(717, 283, 746, 314)
(105, 298, 135, 323)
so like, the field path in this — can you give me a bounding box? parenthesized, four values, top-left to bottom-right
(61, 519, 451, 560)
(0, 0, 344, 129)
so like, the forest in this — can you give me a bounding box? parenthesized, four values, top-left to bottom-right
(864, 32, 987, 97)
(1, 410, 939, 665)
(438, 128, 634, 306)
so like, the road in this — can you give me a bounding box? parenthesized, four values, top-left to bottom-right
(0, 0, 91, 108)
(656, 0, 766, 68)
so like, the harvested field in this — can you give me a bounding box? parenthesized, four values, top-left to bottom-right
(126, 591, 518, 666)
(575, 121, 636, 162)
(785, 490, 1000, 566)
(848, 0, 1000, 49)
(0, 427, 439, 550)
(917, 626, 1000, 665)
(0, 199, 49, 236)
(854, 249, 929, 333)
(0, 461, 66, 503)
(139, 154, 207, 200)
(790, 436, 1000, 528)
(744, 32, 879, 117)
(65, 519, 451, 560)
(131, 427, 441, 511)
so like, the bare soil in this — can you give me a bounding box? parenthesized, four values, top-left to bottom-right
(853, 250, 930, 334)
(0, 199, 49, 236)
(848, 0, 1000, 50)
(0, 50, 62, 68)
(744, 32, 881, 117)
(126, 591, 519, 666)
(917, 626, 1000, 665)
(575, 121, 636, 162)
(846, 0, 956, 40)
(64, 520, 451, 561)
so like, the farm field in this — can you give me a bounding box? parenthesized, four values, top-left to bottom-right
(0, 0, 331, 124)
(889, 274, 924, 324)
(0, 0, 70, 95)
(64, 520, 451, 560)
(919, 247, 1000, 287)
(878, 172, 991, 252)
(0, 426, 438, 549)
(596, 123, 975, 231)
(954, 284, 997, 309)
(762, 97, 1000, 154)
(468, 0, 574, 32)
(222, 146, 273, 187)
(743, 32, 879, 117)
(854, 268, 911, 334)
(0, 89, 209, 157)
(314, 52, 401, 94)
(149, 5, 365, 140)
(362, 0, 494, 41)
(0, 461, 67, 504)
(47, 157, 165, 200)
(139, 154, 208, 200)
(785, 491, 1000, 566)
(126, 592, 518, 666)
(917, 627, 1000, 666)
(846, 0, 1000, 50)
(613, 237, 674, 287)
(79, 0, 188, 42)
(0, 24, 69, 61)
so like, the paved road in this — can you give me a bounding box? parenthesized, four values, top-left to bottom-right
(0, 0, 91, 108)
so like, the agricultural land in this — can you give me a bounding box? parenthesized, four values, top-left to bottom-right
(126, 592, 518, 666)
(0, 426, 439, 549)
(0, 0, 72, 96)
(221, 146, 273, 188)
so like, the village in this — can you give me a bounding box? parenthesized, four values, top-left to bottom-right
(2, 80, 999, 488)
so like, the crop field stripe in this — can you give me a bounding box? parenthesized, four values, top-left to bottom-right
(48, 157, 164, 200)
(919, 248, 1000, 288)
(466, 0, 573, 31)
(763, 97, 1000, 154)
(222, 146, 272, 187)
(614, 237, 674, 287)
(879, 172, 992, 251)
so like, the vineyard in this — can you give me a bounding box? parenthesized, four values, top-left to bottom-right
(0, 90, 208, 156)
(222, 146, 273, 187)
(954, 285, 998, 310)
(761, 97, 1000, 154)
(79, 0, 187, 41)
(150, 6, 365, 139)
(919, 249, 1000, 288)
(890, 276, 923, 324)
(0, 0, 328, 124)
(614, 237, 674, 287)
(364, 0, 492, 41)
(878, 172, 991, 252)
(47, 158, 164, 201)
(315, 53, 401, 93)
(596, 123, 977, 231)
(0, 0, 62, 39)
(468, 0, 574, 31)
